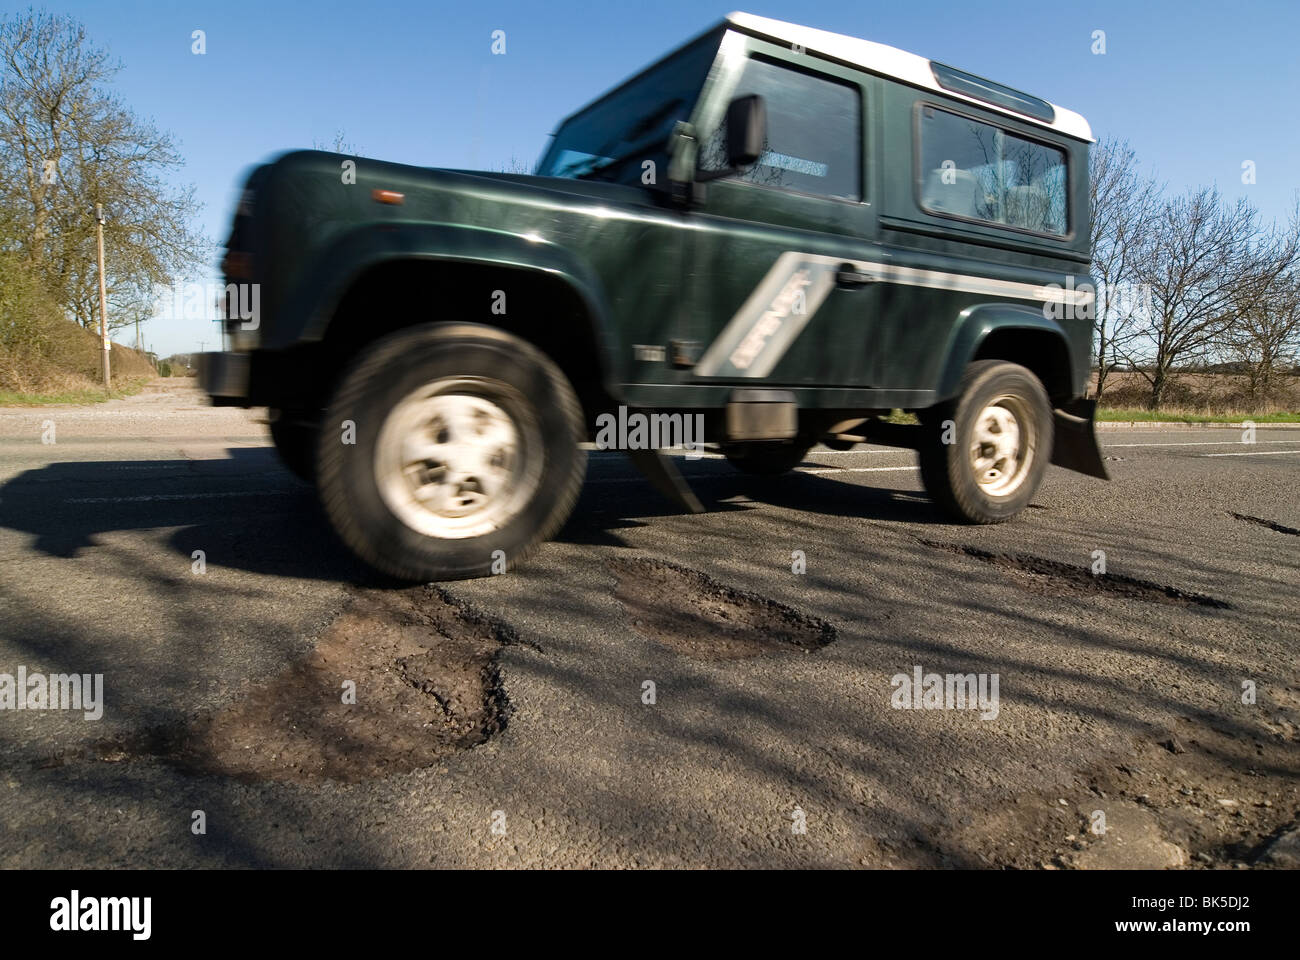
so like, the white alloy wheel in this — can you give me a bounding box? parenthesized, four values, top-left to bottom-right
(969, 395, 1034, 497)
(374, 377, 543, 539)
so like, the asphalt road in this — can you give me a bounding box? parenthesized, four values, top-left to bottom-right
(0, 381, 1297, 868)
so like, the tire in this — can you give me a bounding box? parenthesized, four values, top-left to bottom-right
(721, 439, 814, 476)
(918, 360, 1053, 523)
(268, 410, 318, 484)
(316, 323, 586, 581)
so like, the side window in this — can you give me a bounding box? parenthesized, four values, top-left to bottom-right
(703, 56, 861, 201)
(918, 106, 1068, 236)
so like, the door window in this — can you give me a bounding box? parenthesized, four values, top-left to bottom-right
(702, 57, 861, 201)
(918, 106, 1068, 235)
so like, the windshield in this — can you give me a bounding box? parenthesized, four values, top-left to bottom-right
(536, 30, 721, 185)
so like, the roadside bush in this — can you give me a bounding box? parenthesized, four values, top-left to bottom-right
(1, 253, 158, 394)
(0, 252, 68, 392)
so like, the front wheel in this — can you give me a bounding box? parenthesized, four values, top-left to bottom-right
(316, 323, 586, 581)
(918, 360, 1053, 523)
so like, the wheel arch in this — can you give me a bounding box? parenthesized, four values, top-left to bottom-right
(936, 303, 1079, 405)
(275, 224, 622, 421)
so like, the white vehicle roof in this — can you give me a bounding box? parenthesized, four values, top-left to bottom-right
(727, 12, 1093, 142)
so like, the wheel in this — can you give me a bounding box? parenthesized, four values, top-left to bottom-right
(721, 439, 814, 476)
(268, 410, 318, 483)
(918, 360, 1053, 523)
(316, 323, 586, 581)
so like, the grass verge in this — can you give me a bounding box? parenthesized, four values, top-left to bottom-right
(1096, 408, 1300, 423)
(0, 378, 150, 406)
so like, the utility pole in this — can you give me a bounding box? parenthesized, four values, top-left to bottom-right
(95, 204, 110, 390)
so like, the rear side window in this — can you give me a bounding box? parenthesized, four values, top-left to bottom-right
(703, 57, 861, 201)
(918, 106, 1068, 236)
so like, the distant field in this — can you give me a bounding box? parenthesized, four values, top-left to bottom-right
(1095, 370, 1299, 416)
(1096, 408, 1300, 423)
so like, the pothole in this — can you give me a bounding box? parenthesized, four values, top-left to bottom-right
(609, 557, 836, 660)
(916, 539, 1229, 609)
(1229, 512, 1300, 536)
(86, 586, 524, 784)
(945, 707, 1300, 869)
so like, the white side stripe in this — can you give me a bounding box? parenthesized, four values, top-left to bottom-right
(800, 253, 1094, 305)
(694, 251, 1092, 379)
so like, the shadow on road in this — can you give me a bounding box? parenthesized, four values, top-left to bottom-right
(0, 448, 370, 582)
(0, 446, 949, 579)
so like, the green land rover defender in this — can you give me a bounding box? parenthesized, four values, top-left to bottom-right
(199, 12, 1108, 581)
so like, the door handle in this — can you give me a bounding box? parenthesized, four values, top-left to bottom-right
(835, 264, 875, 288)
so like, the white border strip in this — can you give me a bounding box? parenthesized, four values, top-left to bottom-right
(727, 12, 1092, 141)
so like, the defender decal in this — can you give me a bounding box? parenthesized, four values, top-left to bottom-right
(694, 253, 838, 378)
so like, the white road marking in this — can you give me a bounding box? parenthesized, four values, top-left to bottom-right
(104, 464, 187, 471)
(587, 446, 906, 459)
(65, 490, 295, 504)
(1106, 439, 1300, 448)
(1200, 449, 1300, 458)
(804, 465, 920, 474)
(587, 464, 919, 484)
(806, 448, 909, 456)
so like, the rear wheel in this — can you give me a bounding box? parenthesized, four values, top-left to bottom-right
(317, 323, 586, 581)
(918, 360, 1052, 523)
(721, 440, 814, 476)
(268, 410, 318, 483)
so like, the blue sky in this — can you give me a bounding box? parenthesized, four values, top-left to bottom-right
(17, 0, 1298, 356)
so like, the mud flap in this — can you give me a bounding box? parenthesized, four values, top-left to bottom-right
(625, 449, 705, 513)
(1051, 399, 1109, 480)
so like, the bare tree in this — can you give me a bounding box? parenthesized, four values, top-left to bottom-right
(1122, 187, 1299, 409)
(1088, 138, 1157, 400)
(1225, 268, 1300, 406)
(492, 154, 534, 174)
(312, 129, 359, 155)
(0, 9, 207, 332)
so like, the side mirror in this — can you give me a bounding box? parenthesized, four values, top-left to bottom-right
(681, 94, 768, 195)
(725, 94, 766, 168)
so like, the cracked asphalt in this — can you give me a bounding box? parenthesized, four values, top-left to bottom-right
(0, 380, 1297, 868)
